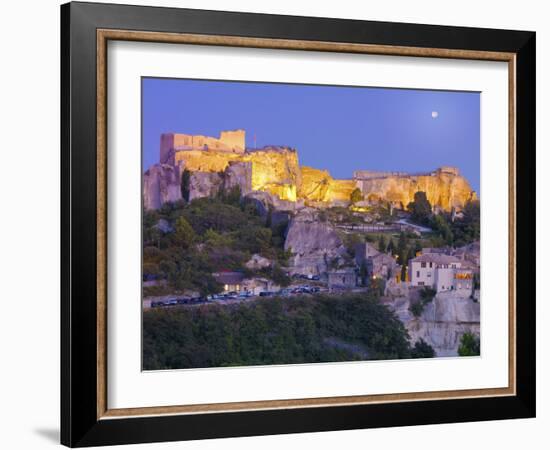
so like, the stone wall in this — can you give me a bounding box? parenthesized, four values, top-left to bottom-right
(161, 129, 245, 166)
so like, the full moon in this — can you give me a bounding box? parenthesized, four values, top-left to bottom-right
(431, 111, 439, 118)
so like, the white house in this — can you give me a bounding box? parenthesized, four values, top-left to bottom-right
(409, 253, 473, 295)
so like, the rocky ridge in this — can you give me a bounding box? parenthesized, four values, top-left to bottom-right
(387, 292, 480, 356)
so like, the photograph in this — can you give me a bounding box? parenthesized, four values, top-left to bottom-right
(141, 78, 482, 370)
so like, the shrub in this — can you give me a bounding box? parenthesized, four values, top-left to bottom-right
(458, 332, 480, 356)
(411, 339, 435, 358)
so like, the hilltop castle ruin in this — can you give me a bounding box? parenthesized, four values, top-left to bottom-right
(144, 129, 477, 211)
(160, 129, 246, 165)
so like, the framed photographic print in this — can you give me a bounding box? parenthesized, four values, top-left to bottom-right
(60, 1, 536, 447)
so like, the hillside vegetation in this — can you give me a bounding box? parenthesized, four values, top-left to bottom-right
(143, 292, 433, 370)
(142, 188, 290, 296)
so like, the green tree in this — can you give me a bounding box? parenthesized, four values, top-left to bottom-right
(359, 261, 368, 286)
(387, 238, 395, 256)
(370, 278, 386, 298)
(407, 191, 432, 225)
(174, 216, 195, 248)
(413, 240, 422, 256)
(377, 235, 387, 253)
(409, 300, 424, 318)
(411, 339, 435, 358)
(181, 169, 191, 202)
(432, 214, 454, 245)
(419, 286, 437, 303)
(458, 332, 480, 356)
(271, 264, 291, 287)
(407, 246, 416, 263)
(397, 232, 408, 265)
(350, 188, 363, 204)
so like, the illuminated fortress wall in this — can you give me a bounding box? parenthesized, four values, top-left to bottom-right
(157, 130, 476, 210)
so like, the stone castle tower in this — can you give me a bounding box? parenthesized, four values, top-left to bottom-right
(160, 129, 246, 165)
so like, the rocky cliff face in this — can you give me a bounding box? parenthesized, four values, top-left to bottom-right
(185, 161, 254, 202)
(188, 172, 223, 201)
(357, 171, 476, 211)
(143, 158, 254, 208)
(299, 166, 356, 203)
(224, 161, 252, 196)
(174, 146, 301, 202)
(388, 292, 480, 356)
(284, 210, 348, 276)
(143, 163, 183, 210)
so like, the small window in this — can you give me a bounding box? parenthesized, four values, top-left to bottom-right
(416, 271, 420, 278)
(421, 262, 426, 268)
(418, 282, 424, 286)
(429, 262, 433, 268)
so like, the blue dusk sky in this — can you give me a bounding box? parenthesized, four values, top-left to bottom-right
(142, 78, 480, 194)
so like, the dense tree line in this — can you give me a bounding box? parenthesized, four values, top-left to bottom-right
(143, 292, 435, 370)
(407, 191, 480, 247)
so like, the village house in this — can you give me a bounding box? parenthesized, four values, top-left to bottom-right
(212, 271, 245, 293)
(355, 242, 399, 280)
(408, 253, 473, 295)
(451, 241, 480, 268)
(328, 268, 357, 290)
(241, 277, 280, 296)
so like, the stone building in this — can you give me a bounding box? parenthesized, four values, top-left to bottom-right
(354, 242, 398, 280)
(328, 269, 357, 289)
(213, 271, 245, 293)
(408, 253, 473, 295)
(160, 129, 246, 165)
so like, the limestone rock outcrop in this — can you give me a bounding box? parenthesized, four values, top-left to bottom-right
(245, 254, 272, 270)
(143, 163, 183, 210)
(388, 292, 480, 356)
(356, 168, 476, 211)
(174, 146, 300, 202)
(188, 171, 223, 201)
(284, 210, 348, 276)
(224, 161, 252, 195)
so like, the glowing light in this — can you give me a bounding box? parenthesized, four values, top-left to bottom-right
(431, 111, 439, 118)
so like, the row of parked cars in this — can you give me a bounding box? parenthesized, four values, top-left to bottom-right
(292, 274, 321, 281)
(150, 296, 207, 308)
(259, 285, 324, 297)
(210, 291, 252, 300)
(150, 284, 327, 308)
